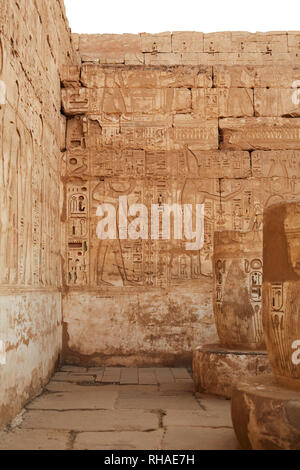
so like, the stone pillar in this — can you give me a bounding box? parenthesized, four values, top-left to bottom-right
(214, 231, 265, 351)
(231, 202, 300, 450)
(193, 230, 271, 398)
(263, 202, 300, 391)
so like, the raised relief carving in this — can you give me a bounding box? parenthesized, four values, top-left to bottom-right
(263, 202, 300, 390)
(67, 184, 89, 286)
(63, 63, 300, 303)
(213, 231, 265, 350)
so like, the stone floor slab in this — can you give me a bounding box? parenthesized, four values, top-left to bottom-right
(117, 385, 158, 394)
(138, 368, 157, 385)
(197, 394, 232, 416)
(116, 393, 200, 410)
(22, 409, 159, 432)
(65, 374, 96, 383)
(120, 368, 139, 385)
(155, 368, 175, 384)
(87, 367, 105, 373)
(52, 373, 95, 383)
(1, 368, 240, 450)
(60, 366, 87, 373)
(164, 407, 233, 428)
(102, 367, 121, 383)
(73, 430, 163, 450)
(45, 381, 100, 392)
(0, 429, 70, 450)
(160, 382, 195, 393)
(94, 369, 104, 382)
(162, 426, 239, 450)
(27, 390, 118, 410)
(171, 368, 192, 380)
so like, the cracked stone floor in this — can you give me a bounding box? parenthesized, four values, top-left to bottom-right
(0, 367, 240, 450)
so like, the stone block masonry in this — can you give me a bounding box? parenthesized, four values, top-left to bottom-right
(2, 4, 300, 428)
(73, 31, 300, 65)
(61, 31, 300, 367)
(0, 0, 78, 427)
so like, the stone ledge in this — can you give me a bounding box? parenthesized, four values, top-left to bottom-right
(193, 344, 271, 398)
(231, 375, 300, 450)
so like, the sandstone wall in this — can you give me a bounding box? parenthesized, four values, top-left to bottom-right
(0, 0, 78, 427)
(61, 31, 300, 366)
(73, 31, 300, 65)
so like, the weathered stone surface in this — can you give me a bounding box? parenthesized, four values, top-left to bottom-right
(60, 366, 88, 373)
(79, 65, 212, 89)
(213, 231, 265, 350)
(172, 32, 204, 53)
(288, 32, 300, 53)
(204, 32, 233, 53)
(0, 429, 70, 450)
(263, 201, 300, 391)
(4, 14, 300, 440)
(162, 426, 239, 450)
(62, 284, 216, 366)
(138, 368, 157, 385)
(255, 88, 300, 116)
(45, 381, 100, 392)
(75, 34, 140, 62)
(61, 46, 300, 367)
(214, 65, 300, 88)
(193, 344, 271, 398)
(160, 382, 194, 393)
(0, 0, 78, 428)
(65, 148, 250, 179)
(51, 372, 95, 383)
(192, 88, 254, 117)
(74, 32, 300, 65)
(27, 390, 118, 410)
(62, 87, 192, 115)
(255, 32, 288, 53)
(231, 376, 300, 450)
(171, 368, 192, 380)
(61, 49, 300, 366)
(115, 392, 200, 410)
(220, 118, 300, 150)
(22, 409, 159, 431)
(164, 402, 232, 428)
(172, 114, 219, 149)
(252, 151, 300, 178)
(120, 368, 139, 385)
(144, 53, 182, 66)
(73, 430, 164, 450)
(140, 33, 172, 53)
(61, 65, 81, 88)
(1, 365, 243, 450)
(178, 150, 250, 178)
(125, 53, 145, 65)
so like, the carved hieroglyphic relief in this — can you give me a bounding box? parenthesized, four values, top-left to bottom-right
(214, 231, 264, 350)
(63, 64, 300, 293)
(263, 202, 300, 390)
(67, 183, 89, 287)
(0, 0, 79, 428)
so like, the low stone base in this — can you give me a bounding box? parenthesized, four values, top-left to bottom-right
(193, 344, 271, 399)
(231, 375, 300, 450)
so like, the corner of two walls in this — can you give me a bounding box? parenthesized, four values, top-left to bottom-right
(0, 0, 78, 428)
(61, 31, 300, 368)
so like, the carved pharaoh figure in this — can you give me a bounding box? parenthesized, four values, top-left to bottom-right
(91, 179, 143, 287)
(263, 201, 300, 390)
(213, 230, 265, 350)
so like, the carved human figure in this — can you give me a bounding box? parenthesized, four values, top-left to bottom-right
(214, 230, 265, 350)
(0, 79, 20, 284)
(263, 201, 300, 390)
(91, 179, 142, 287)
